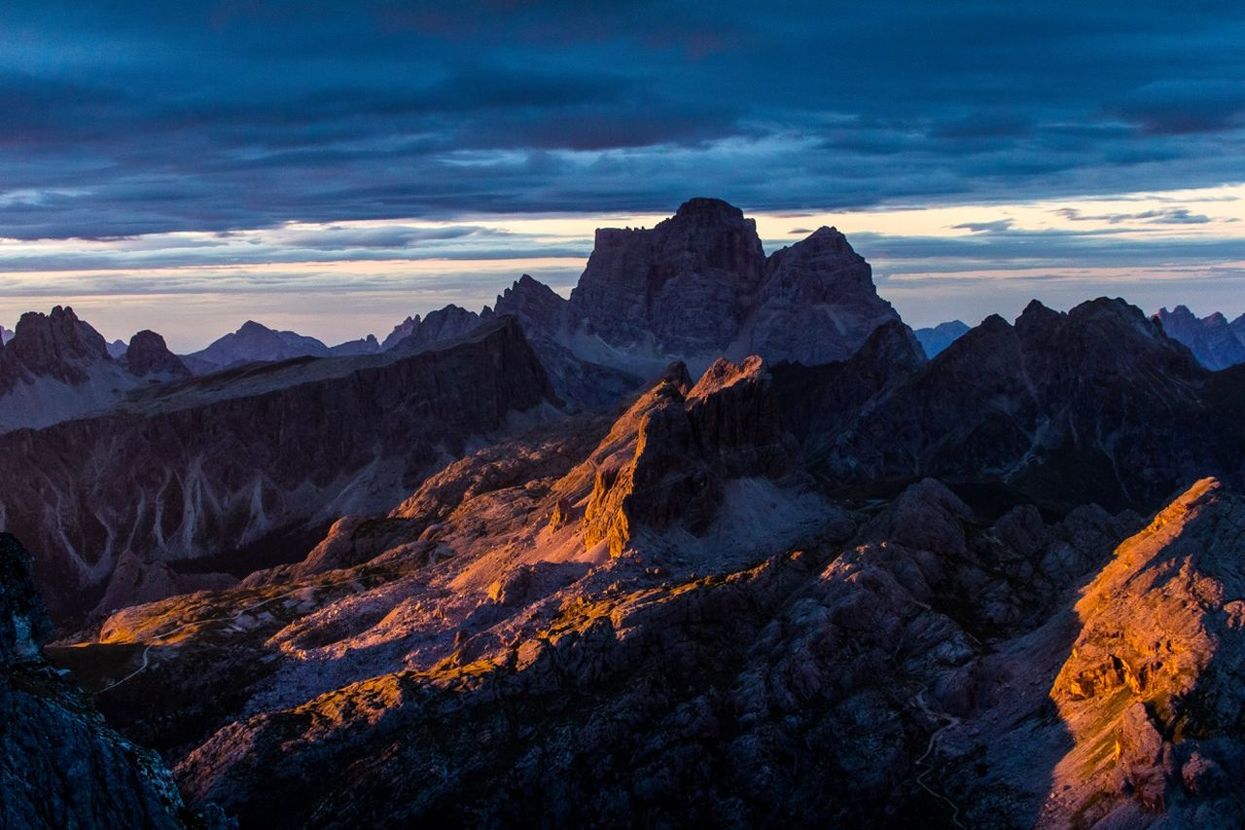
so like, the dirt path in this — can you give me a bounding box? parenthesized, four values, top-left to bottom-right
(913, 689, 967, 829)
(97, 581, 348, 694)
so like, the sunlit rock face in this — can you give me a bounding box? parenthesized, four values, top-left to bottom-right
(0, 533, 221, 830)
(1156, 305, 1245, 370)
(1041, 478, 1245, 827)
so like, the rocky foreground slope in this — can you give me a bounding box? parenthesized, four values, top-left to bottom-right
(1, 533, 226, 829)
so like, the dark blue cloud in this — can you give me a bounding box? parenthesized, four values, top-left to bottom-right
(0, 1, 1243, 238)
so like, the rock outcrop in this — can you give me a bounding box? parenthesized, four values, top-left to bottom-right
(1041, 478, 1245, 826)
(1, 533, 220, 829)
(572, 198, 767, 357)
(125, 330, 192, 379)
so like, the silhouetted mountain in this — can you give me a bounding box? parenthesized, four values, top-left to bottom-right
(1155, 304, 1245, 369)
(328, 334, 380, 356)
(184, 320, 332, 374)
(914, 319, 970, 357)
(0, 307, 185, 433)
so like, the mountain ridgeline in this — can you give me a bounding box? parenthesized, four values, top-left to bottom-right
(1, 198, 1244, 829)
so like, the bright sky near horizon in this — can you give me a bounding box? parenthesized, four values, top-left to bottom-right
(2, 2, 1244, 348)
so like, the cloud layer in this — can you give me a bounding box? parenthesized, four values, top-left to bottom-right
(1, 1, 1244, 345)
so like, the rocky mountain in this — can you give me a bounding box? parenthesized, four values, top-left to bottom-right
(563, 198, 901, 373)
(0, 324, 13, 345)
(125, 330, 192, 379)
(0, 317, 558, 620)
(6, 198, 1245, 829)
(107, 338, 129, 359)
(1155, 305, 1245, 370)
(823, 298, 1244, 511)
(67, 344, 1241, 828)
(183, 320, 333, 374)
(1, 533, 226, 829)
(328, 334, 381, 356)
(0, 307, 187, 434)
(914, 320, 970, 358)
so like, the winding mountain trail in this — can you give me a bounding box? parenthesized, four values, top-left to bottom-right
(97, 579, 357, 694)
(913, 689, 966, 829)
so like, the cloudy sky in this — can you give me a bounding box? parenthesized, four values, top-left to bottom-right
(3, 1, 1244, 349)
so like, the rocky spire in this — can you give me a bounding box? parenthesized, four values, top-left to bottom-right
(125, 329, 191, 378)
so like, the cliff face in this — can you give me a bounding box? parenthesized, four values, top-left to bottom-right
(0, 317, 558, 620)
(0, 533, 219, 830)
(571, 198, 767, 357)
(1041, 478, 1245, 826)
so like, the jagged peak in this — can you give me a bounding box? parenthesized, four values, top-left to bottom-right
(978, 312, 1014, 332)
(687, 355, 766, 400)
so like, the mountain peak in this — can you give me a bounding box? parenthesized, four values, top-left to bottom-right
(672, 196, 746, 222)
(126, 330, 191, 379)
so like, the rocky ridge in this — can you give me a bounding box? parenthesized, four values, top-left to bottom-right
(0, 316, 558, 620)
(1155, 305, 1245, 370)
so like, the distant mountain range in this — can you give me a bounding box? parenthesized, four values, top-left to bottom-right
(3, 198, 1245, 829)
(1154, 304, 1245, 370)
(914, 320, 970, 357)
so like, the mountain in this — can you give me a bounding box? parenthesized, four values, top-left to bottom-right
(106, 338, 128, 359)
(0, 307, 187, 434)
(124, 329, 191, 379)
(61, 355, 1161, 828)
(0, 324, 12, 345)
(1155, 305, 1245, 370)
(914, 320, 970, 358)
(1, 533, 226, 829)
(183, 320, 333, 374)
(565, 198, 901, 372)
(328, 334, 380, 356)
(0, 317, 558, 620)
(823, 298, 1242, 511)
